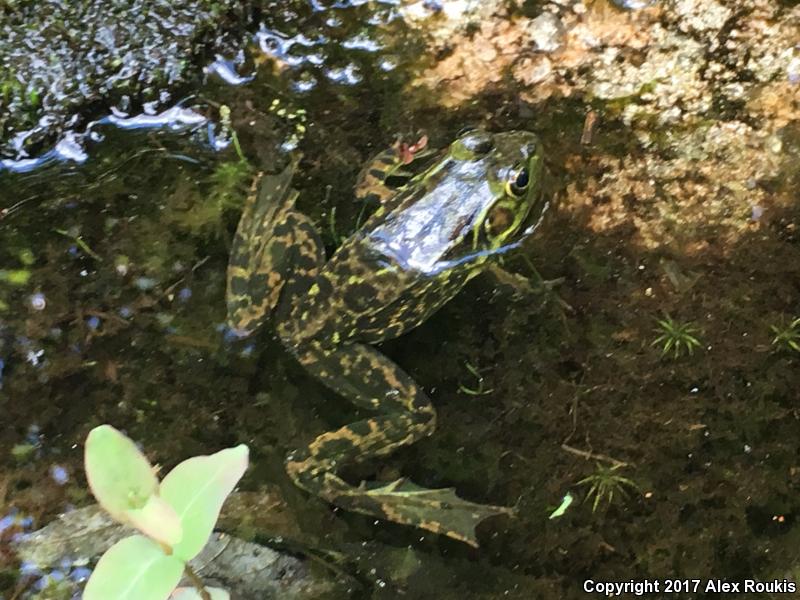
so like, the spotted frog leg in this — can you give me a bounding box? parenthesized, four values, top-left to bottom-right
(354, 135, 430, 205)
(226, 162, 324, 334)
(286, 340, 514, 547)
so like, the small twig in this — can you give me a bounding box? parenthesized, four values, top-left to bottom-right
(561, 443, 630, 469)
(561, 390, 581, 447)
(0, 196, 37, 220)
(84, 309, 132, 327)
(561, 383, 615, 447)
(190, 256, 211, 273)
(598, 540, 617, 554)
(581, 110, 599, 146)
(162, 256, 211, 298)
(54, 228, 103, 261)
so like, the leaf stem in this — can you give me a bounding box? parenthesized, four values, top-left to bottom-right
(184, 563, 212, 600)
(54, 228, 103, 261)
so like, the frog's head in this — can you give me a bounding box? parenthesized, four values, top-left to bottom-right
(452, 128, 546, 255)
(367, 128, 547, 276)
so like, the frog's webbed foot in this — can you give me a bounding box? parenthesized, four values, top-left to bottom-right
(487, 264, 572, 312)
(354, 134, 430, 205)
(286, 341, 513, 547)
(356, 479, 515, 547)
(227, 162, 325, 335)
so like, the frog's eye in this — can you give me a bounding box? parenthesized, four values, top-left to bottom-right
(505, 167, 530, 197)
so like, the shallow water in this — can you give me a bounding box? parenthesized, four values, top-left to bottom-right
(3, 0, 800, 598)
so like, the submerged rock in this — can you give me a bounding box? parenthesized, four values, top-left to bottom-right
(16, 504, 338, 599)
(0, 0, 255, 160)
(526, 12, 566, 53)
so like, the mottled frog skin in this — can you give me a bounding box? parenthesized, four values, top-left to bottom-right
(226, 129, 547, 546)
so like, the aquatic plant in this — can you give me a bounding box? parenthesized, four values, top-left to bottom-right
(651, 315, 702, 358)
(458, 361, 494, 396)
(163, 156, 252, 240)
(163, 105, 252, 238)
(577, 464, 639, 513)
(83, 425, 248, 600)
(770, 318, 800, 354)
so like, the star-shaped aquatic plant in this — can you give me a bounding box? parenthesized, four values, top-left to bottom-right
(651, 315, 702, 359)
(577, 464, 639, 513)
(770, 317, 800, 354)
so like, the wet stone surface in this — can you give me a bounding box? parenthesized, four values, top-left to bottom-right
(0, 0, 256, 160)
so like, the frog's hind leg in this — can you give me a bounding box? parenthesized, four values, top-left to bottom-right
(227, 163, 324, 335)
(286, 341, 513, 547)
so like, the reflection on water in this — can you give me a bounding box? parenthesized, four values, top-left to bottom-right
(1, 0, 414, 174)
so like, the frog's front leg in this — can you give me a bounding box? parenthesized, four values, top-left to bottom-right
(486, 263, 572, 313)
(285, 341, 514, 547)
(354, 135, 429, 205)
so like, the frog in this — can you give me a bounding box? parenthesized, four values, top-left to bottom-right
(226, 128, 547, 547)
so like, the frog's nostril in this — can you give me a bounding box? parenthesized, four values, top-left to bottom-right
(520, 141, 538, 157)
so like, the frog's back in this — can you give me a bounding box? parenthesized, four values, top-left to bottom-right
(278, 235, 470, 348)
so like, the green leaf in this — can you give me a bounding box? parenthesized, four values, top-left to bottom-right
(125, 494, 184, 549)
(83, 535, 184, 600)
(85, 425, 182, 547)
(85, 425, 158, 516)
(548, 492, 574, 519)
(171, 587, 230, 600)
(160, 445, 249, 561)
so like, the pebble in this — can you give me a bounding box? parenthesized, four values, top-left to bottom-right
(610, 0, 655, 8)
(526, 13, 566, 53)
(29, 293, 46, 311)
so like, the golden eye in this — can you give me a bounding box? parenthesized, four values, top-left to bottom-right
(505, 167, 530, 197)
